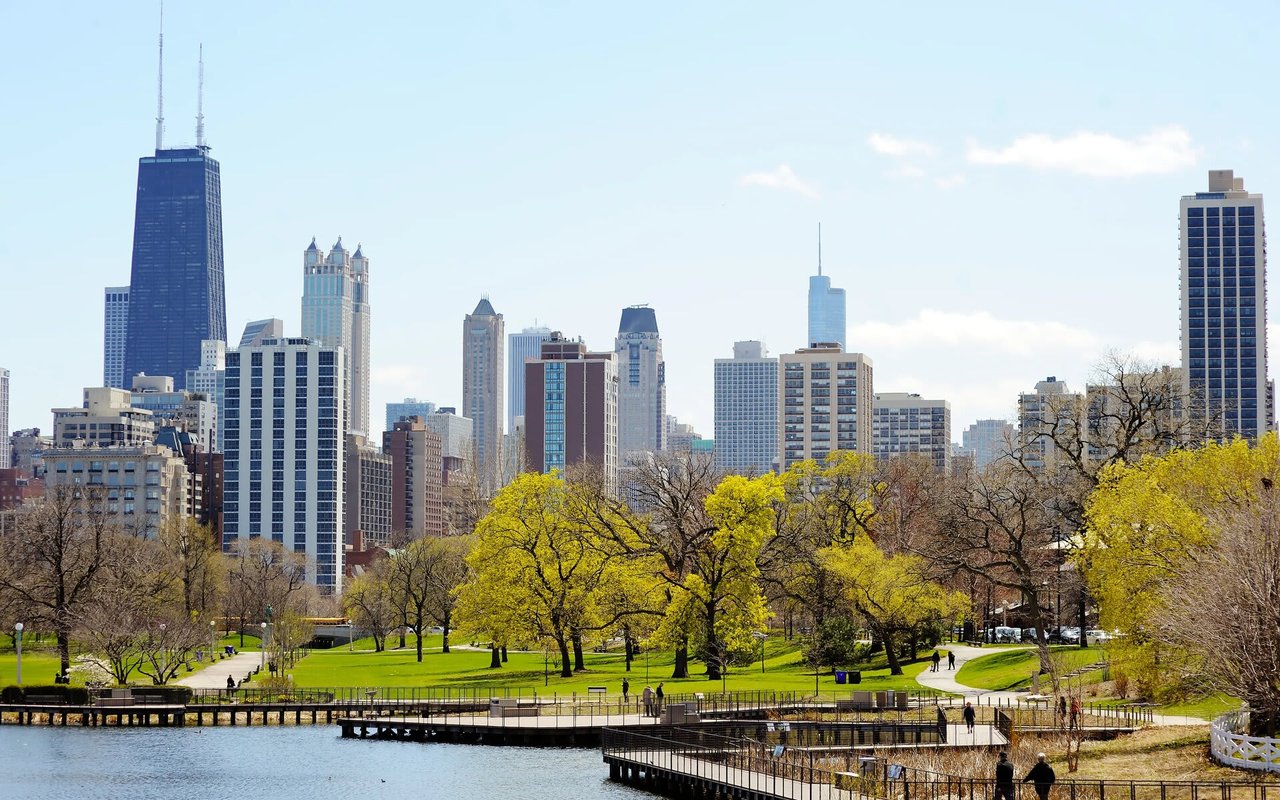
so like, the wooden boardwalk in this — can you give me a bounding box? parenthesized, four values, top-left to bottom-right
(606, 746, 844, 800)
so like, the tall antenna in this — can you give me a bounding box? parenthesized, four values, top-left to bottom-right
(195, 43, 205, 148)
(817, 222, 823, 276)
(155, 1, 165, 151)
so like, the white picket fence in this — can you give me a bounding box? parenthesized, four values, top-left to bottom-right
(1210, 710, 1280, 773)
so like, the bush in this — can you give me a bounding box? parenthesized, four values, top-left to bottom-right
(12, 685, 91, 704)
(1, 685, 22, 703)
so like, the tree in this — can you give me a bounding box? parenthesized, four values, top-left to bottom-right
(222, 538, 306, 644)
(76, 532, 171, 685)
(342, 566, 398, 652)
(135, 612, 206, 685)
(821, 537, 968, 675)
(387, 535, 471, 662)
(157, 516, 222, 616)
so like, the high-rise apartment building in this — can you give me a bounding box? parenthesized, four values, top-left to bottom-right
(386, 398, 436, 433)
(185, 339, 226, 452)
(524, 334, 619, 492)
(615, 307, 667, 457)
(52, 387, 156, 448)
(779, 345, 873, 470)
(1018, 376, 1083, 473)
(223, 338, 346, 593)
(382, 417, 444, 538)
(0, 368, 8, 470)
(509, 326, 553, 432)
(345, 433, 392, 549)
(462, 298, 504, 494)
(103, 287, 130, 388)
(1181, 170, 1268, 439)
(957, 419, 1014, 471)
(713, 341, 779, 475)
(425, 407, 474, 478)
(302, 238, 371, 437)
(871, 392, 951, 472)
(123, 145, 226, 390)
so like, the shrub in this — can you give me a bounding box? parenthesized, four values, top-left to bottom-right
(1, 685, 22, 703)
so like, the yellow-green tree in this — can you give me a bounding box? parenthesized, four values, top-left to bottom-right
(820, 537, 968, 675)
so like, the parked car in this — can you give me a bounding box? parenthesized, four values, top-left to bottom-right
(991, 626, 1021, 643)
(1085, 629, 1112, 645)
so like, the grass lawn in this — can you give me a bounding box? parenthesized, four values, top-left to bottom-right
(955, 645, 1108, 690)
(1161, 693, 1241, 720)
(274, 634, 944, 695)
(0, 633, 266, 688)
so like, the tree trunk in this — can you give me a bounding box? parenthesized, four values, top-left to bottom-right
(672, 640, 690, 679)
(883, 631, 903, 675)
(56, 628, 71, 677)
(557, 638, 572, 678)
(572, 633, 586, 671)
(868, 628, 883, 654)
(624, 633, 633, 672)
(441, 618, 451, 654)
(489, 644, 501, 669)
(501, 645, 508, 662)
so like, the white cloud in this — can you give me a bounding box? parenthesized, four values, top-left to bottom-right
(965, 125, 1196, 177)
(737, 164, 819, 199)
(851, 310, 1101, 357)
(868, 133, 937, 158)
(933, 173, 965, 189)
(889, 164, 927, 179)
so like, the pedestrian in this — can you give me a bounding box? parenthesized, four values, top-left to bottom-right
(947, 651, 956, 670)
(642, 685, 654, 717)
(1057, 695, 1067, 725)
(1024, 753, 1057, 800)
(655, 682, 665, 714)
(226, 674, 235, 691)
(994, 752, 1015, 800)
(962, 701, 976, 734)
(931, 650, 941, 672)
(622, 678, 630, 704)
(1069, 698, 1081, 730)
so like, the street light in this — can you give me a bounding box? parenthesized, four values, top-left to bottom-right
(210, 620, 217, 663)
(158, 623, 167, 684)
(14, 622, 24, 687)
(753, 631, 767, 674)
(260, 622, 268, 673)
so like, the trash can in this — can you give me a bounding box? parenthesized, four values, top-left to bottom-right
(835, 671, 847, 685)
(849, 671, 862, 684)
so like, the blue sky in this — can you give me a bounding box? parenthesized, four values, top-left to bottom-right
(3, 2, 1277, 440)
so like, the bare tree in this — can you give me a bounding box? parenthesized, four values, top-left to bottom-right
(342, 564, 397, 652)
(222, 538, 306, 644)
(158, 516, 222, 616)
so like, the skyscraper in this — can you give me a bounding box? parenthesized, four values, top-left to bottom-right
(871, 392, 951, 472)
(957, 419, 1014, 470)
(713, 341, 778, 475)
(462, 298, 504, 494)
(301, 238, 371, 436)
(383, 417, 444, 538)
(508, 325, 553, 432)
(0, 368, 8, 469)
(223, 337, 346, 593)
(779, 345, 873, 470)
(807, 230, 846, 348)
(103, 287, 130, 388)
(1181, 169, 1268, 439)
(614, 306, 667, 456)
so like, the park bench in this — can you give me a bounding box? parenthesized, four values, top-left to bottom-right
(489, 698, 539, 718)
(587, 686, 608, 700)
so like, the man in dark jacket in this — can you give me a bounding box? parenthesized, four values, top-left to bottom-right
(994, 752, 1015, 800)
(1024, 753, 1056, 800)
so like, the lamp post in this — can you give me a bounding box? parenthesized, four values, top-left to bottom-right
(14, 622, 24, 687)
(158, 623, 167, 684)
(210, 620, 217, 663)
(754, 632, 767, 674)
(260, 622, 268, 673)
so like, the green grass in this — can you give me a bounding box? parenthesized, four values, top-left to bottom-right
(956, 645, 1108, 690)
(1160, 693, 1241, 720)
(0, 633, 266, 688)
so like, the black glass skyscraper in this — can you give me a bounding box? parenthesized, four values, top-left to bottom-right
(122, 146, 226, 388)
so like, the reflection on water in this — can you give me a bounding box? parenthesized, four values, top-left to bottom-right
(0, 725, 648, 800)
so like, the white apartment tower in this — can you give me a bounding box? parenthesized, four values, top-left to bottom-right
(508, 325, 553, 432)
(302, 238, 371, 437)
(713, 341, 778, 475)
(463, 298, 504, 495)
(615, 306, 667, 457)
(223, 338, 347, 594)
(0, 367, 9, 468)
(1018, 376, 1083, 473)
(1180, 170, 1268, 439)
(779, 345, 873, 470)
(103, 286, 130, 388)
(871, 392, 951, 472)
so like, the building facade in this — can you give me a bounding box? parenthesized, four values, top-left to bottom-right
(239, 318, 284, 348)
(103, 287, 130, 389)
(123, 146, 226, 389)
(42, 443, 189, 538)
(0, 367, 8, 470)
(223, 338, 346, 593)
(614, 306, 667, 458)
(130, 374, 218, 453)
(462, 298, 504, 494)
(52, 387, 156, 448)
(302, 238, 372, 437)
(871, 392, 951, 472)
(523, 334, 619, 492)
(9, 428, 51, 477)
(425, 407, 474, 478)
(386, 398, 436, 433)
(382, 417, 444, 538)
(957, 419, 1014, 471)
(807, 273, 846, 349)
(509, 325, 553, 432)
(1180, 169, 1268, 439)
(1018, 376, 1083, 473)
(713, 341, 779, 475)
(779, 346, 873, 470)
(344, 433, 392, 549)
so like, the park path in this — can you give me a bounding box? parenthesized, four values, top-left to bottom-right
(177, 651, 263, 689)
(915, 644, 1208, 727)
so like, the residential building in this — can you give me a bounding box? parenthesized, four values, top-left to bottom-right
(42, 443, 189, 538)
(345, 433, 392, 549)
(1018, 376, 1083, 473)
(302, 238, 372, 436)
(103, 287, 130, 388)
(779, 345, 873, 470)
(871, 392, 951, 472)
(462, 297, 504, 494)
(0, 367, 7, 469)
(382, 417, 444, 538)
(615, 306, 667, 457)
(957, 419, 1015, 471)
(509, 325, 553, 432)
(1181, 169, 1269, 439)
(239, 318, 284, 347)
(386, 398, 435, 433)
(713, 341, 779, 475)
(185, 340, 227, 452)
(9, 428, 52, 478)
(129, 374, 217, 453)
(223, 338, 346, 593)
(0, 469, 43, 513)
(523, 334, 619, 492)
(52, 387, 156, 448)
(123, 146, 226, 390)
(666, 416, 703, 454)
(154, 426, 224, 544)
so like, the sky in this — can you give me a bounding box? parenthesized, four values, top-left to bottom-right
(3, 2, 1278, 443)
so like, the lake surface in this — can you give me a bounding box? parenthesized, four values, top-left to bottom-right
(0, 725, 649, 799)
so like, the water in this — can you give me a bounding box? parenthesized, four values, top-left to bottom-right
(0, 726, 649, 800)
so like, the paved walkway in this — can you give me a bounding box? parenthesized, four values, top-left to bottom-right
(177, 651, 264, 689)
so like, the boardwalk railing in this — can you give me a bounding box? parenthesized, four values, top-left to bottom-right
(1211, 711, 1280, 774)
(885, 765, 1280, 800)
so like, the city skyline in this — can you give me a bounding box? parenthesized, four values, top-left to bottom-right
(5, 4, 1280, 440)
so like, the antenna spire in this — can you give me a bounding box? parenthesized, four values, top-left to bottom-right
(155, 1, 165, 151)
(196, 43, 205, 149)
(817, 222, 823, 276)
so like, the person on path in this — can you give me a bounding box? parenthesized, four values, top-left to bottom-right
(1057, 695, 1067, 726)
(226, 674, 235, 691)
(655, 682, 665, 714)
(1024, 753, 1057, 800)
(947, 651, 956, 670)
(621, 678, 630, 705)
(994, 752, 1015, 800)
(962, 701, 976, 734)
(931, 651, 941, 672)
(1069, 698, 1081, 730)
(642, 685, 654, 717)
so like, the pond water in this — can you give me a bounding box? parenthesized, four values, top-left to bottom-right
(0, 725, 649, 800)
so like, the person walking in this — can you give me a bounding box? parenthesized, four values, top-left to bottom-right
(1024, 753, 1057, 800)
(642, 685, 654, 717)
(655, 682, 665, 715)
(1057, 695, 1067, 726)
(1069, 698, 1081, 730)
(931, 650, 941, 672)
(963, 701, 976, 734)
(947, 651, 956, 670)
(622, 678, 630, 705)
(994, 752, 1015, 800)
